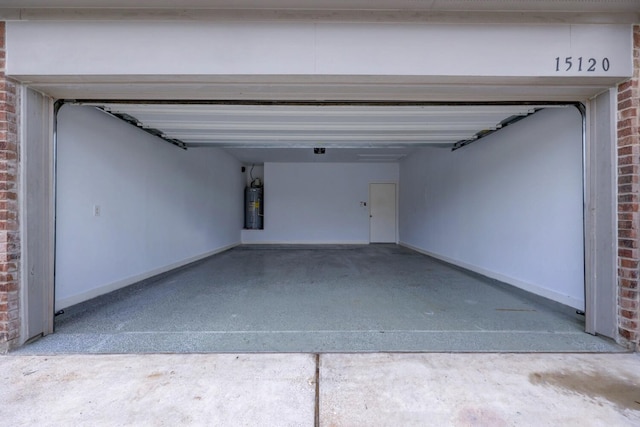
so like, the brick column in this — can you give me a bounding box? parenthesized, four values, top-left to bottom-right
(617, 24, 640, 348)
(0, 22, 20, 353)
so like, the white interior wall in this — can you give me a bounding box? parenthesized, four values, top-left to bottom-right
(242, 162, 398, 244)
(399, 107, 585, 309)
(55, 105, 243, 309)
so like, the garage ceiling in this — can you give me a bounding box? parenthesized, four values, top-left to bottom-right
(85, 102, 564, 163)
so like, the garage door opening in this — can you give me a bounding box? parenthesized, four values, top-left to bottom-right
(17, 100, 621, 353)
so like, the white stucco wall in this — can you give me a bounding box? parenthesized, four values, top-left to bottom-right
(55, 105, 243, 309)
(6, 21, 631, 78)
(399, 107, 585, 308)
(242, 162, 399, 244)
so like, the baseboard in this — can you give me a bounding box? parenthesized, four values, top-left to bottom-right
(399, 242, 583, 309)
(55, 243, 239, 310)
(240, 241, 370, 245)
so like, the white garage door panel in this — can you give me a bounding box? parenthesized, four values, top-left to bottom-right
(1, 0, 639, 11)
(22, 78, 625, 102)
(6, 21, 632, 78)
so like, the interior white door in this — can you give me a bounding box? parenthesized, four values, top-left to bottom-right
(369, 183, 396, 243)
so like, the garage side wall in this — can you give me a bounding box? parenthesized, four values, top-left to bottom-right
(399, 108, 584, 309)
(55, 106, 243, 310)
(0, 22, 20, 352)
(617, 25, 640, 347)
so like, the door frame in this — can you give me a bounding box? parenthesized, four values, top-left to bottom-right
(583, 91, 618, 337)
(19, 98, 615, 345)
(19, 87, 55, 344)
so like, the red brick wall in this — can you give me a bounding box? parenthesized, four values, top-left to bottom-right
(0, 22, 20, 353)
(617, 24, 640, 348)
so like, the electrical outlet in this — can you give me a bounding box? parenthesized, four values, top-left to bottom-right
(93, 204, 101, 217)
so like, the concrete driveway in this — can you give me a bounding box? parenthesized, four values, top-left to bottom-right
(1, 353, 639, 426)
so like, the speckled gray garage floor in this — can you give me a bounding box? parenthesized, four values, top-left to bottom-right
(15, 244, 622, 354)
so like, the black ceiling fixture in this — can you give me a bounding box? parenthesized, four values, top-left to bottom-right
(314, 147, 326, 154)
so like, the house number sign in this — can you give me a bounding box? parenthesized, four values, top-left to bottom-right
(555, 56, 610, 72)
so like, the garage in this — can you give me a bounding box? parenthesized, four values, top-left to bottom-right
(2, 5, 637, 352)
(25, 102, 596, 352)
(18, 99, 609, 353)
